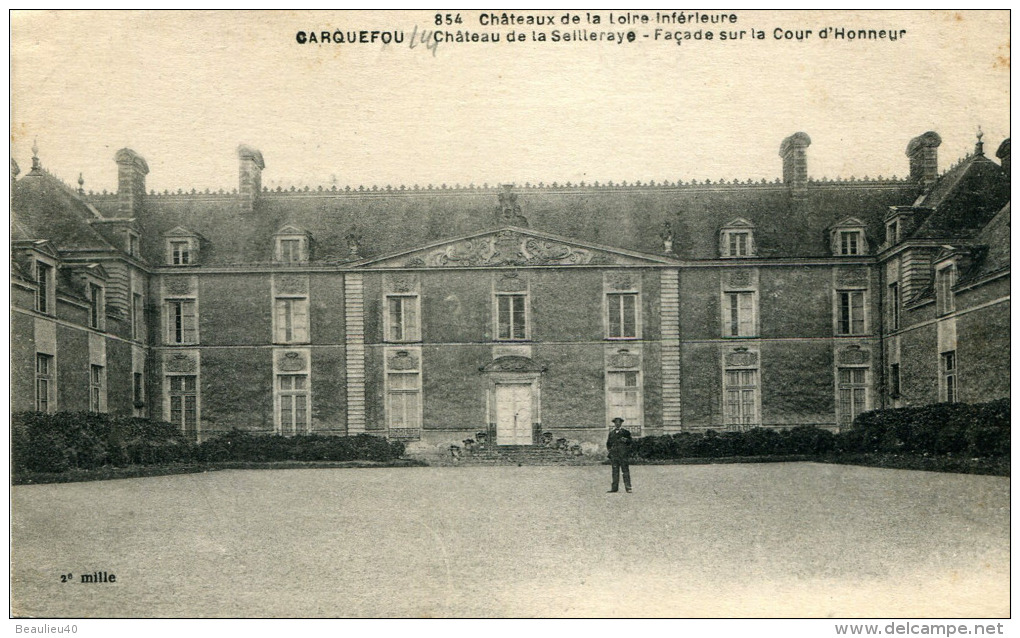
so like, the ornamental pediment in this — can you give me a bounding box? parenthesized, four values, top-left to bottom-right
(356, 227, 674, 269)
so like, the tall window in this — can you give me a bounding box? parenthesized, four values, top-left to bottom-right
(837, 290, 866, 335)
(838, 367, 868, 426)
(496, 293, 527, 340)
(168, 375, 198, 438)
(35, 261, 53, 314)
(607, 371, 642, 426)
(887, 282, 900, 331)
(724, 292, 756, 337)
(132, 293, 145, 340)
(133, 372, 145, 412)
(274, 297, 309, 343)
(889, 363, 901, 399)
(724, 369, 758, 430)
(941, 351, 958, 403)
(937, 265, 956, 315)
(387, 371, 422, 431)
(839, 230, 863, 256)
(170, 240, 191, 265)
(89, 365, 104, 413)
(606, 293, 638, 339)
(166, 299, 198, 344)
(886, 220, 900, 244)
(128, 233, 140, 257)
(387, 295, 420, 342)
(277, 374, 310, 435)
(35, 354, 53, 412)
(88, 283, 104, 329)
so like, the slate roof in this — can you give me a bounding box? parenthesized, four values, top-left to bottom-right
(89, 180, 916, 265)
(11, 167, 117, 253)
(911, 151, 1009, 240)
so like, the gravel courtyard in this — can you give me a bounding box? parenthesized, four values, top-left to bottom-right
(11, 463, 1009, 618)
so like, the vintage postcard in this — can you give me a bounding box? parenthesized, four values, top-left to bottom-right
(9, 9, 1010, 625)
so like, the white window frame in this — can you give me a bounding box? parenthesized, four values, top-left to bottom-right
(936, 264, 956, 315)
(722, 290, 757, 338)
(36, 353, 54, 413)
(88, 281, 106, 330)
(837, 366, 869, 427)
(385, 294, 421, 342)
(386, 370, 423, 431)
(941, 351, 958, 403)
(165, 298, 199, 345)
(605, 292, 640, 340)
(721, 230, 754, 258)
(167, 238, 195, 266)
(34, 258, 55, 314)
(606, 369, 643, 427)
(494, 292, 529, 341)
(838, 230, 864, 256)
(273, 296, 310, 344)
(887, 282, 900, 331)
(167, 374, 199, 438)
(132, 292, 145, 341)
(89, 364, 105, 413)
(723, 367, 760, 430)
(275, 236, 308, 263)
(835, 289, 867, 336)
(276, 373, 311, 435)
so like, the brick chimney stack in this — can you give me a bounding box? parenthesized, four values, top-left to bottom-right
(906, 131, 941, 189)
(779, 132, 811, 192)
(996, 138, 1010, 181)
(115, 148, 149, 218)
(238, 144, 265, 213)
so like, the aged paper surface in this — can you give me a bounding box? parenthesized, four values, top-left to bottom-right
(9, 9, 1010, 624)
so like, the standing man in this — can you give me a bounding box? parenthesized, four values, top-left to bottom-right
(606, 417, 633, 493)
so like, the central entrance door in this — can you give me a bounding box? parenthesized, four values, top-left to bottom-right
(495, 384, 533, 445)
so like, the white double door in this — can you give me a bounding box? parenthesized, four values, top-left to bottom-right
(495, 384, 533, 445)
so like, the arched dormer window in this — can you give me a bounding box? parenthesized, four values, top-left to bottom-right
(720, 218, 756, 258)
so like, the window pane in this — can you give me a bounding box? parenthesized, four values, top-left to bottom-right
(608, 295, 622, 337)
(389, 297, 403, 340)
(512, 295, 526, 339)
(404, 298, 418, 340)
(622, 294, 636, 337)
(498, 296, 510, 339)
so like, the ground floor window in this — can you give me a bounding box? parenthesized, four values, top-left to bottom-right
(36, 353, 54, 412)
(89, 365, 104, 413)
(387, 372, 421, 430)
(168, 375, 198, 438)
(838, 367, 868, 426)
(724, 368, 758, 429)
(941, 351, 958, 403)
(278, 374, 310, 435)
(606, 370, 642, 426)
(889, 363, 900, 399)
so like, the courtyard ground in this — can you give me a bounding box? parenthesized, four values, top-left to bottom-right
(10, 463, 1009, 618)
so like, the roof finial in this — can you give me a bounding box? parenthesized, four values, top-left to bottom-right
(30, 138, 41, 171)
(975, 126, 985, 156)
(77, 172, 85, 195)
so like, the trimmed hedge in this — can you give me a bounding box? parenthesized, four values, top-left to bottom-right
(838, 399, 1009, 457)
(12, 413, 406, 474)
(194, 430, 405, 463)
(632, 400, 1009, 462)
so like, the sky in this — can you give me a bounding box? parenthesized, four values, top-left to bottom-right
(10, 10, 1011, 195)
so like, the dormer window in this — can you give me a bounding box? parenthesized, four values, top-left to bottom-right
(88, 282, 105, 330)
(170, 240, 192, 265)
(885, 220, 900, 245)
(127, 232, 140, 258)
(164, 227, 201, 266)
(830, 218, 868, 256)
(277, 237, 306, 263)
(720, 219, 756, 258)
(273, 225, 312, 264)
(35, 259, 54, 314)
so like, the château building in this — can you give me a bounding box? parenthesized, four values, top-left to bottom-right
(10, 131, 1010, 446)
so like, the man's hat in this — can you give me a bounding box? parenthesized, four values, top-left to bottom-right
(612, 417, 625, 424)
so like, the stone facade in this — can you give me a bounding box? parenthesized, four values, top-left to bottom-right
(10, 131, 1010, 445)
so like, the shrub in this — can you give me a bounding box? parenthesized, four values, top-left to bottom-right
(194, 430, 405, 463)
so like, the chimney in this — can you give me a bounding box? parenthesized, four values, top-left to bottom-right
(115, 148, 149, 218)
(905, 131, 941, 189)
(779, 132, 811, 192)
(996, 138, 1010, 180)
(238, 144, 265, 213)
